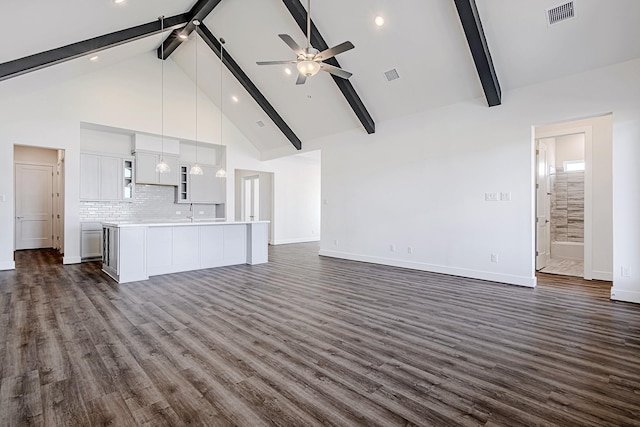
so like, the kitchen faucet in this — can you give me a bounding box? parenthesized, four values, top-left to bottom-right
(187, 203, 194, 221)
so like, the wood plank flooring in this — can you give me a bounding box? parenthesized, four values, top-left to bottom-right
(1, 243, 639, 426)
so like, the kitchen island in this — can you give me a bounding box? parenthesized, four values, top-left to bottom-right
(102, 220, 269, 283)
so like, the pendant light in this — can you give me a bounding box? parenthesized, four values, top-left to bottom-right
(189, 20, 204, 176)
(156, 16, 171, 174)
(216, 38, 228, 179)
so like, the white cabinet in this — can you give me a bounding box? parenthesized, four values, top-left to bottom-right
(80, 153, 134, 201)
(176, 163, 226, 204)
(134, 151, 179, 186)
(80, 154, 100, 200)
(81, 222, 102, 260)
(100, 155, 121, 200)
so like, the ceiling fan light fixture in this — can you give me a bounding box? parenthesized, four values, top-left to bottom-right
(297, 60, 320, 77)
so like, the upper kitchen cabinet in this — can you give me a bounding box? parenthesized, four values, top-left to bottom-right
(80, 126, 136, 202)
(176, 163, 226, 204)
(80, 153, 134, 201)
(133, 134, 180, 186)
(176, 142, 227, 204)
(135, 151, 179, 185)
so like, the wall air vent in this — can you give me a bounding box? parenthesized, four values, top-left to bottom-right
(384, 68, 400, 82)
(547, 2, 575, 26)
(256, 120, 266, 128)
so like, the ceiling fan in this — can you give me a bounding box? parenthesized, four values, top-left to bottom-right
(256, 0, 354, 85)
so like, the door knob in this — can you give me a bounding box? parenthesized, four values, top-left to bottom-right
(16, 216, 23, 219)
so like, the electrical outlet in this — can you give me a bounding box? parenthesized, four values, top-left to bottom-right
(407, 247, 413, 254)
(621, 266, 631, 277)
(485, 192, 499, 201)
(199, 211, 204, 215)
(323, 199, 328, 205)
(333, 239, 339, 246)
(175, 210, 181, 215)
(491, 253, 499, 263)
(390, 244, 396, 252)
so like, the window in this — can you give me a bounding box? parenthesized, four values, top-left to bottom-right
(563, 160, 585, 172)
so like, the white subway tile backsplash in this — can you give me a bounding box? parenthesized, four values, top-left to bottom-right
(79, 185, 220, 222)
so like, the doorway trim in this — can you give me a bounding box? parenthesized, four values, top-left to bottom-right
(535, 125, 593, 279)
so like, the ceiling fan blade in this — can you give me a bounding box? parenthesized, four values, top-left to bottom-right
(256, 60, 298, 65)
(321, 63, 352, 79)
(316, 41, 354, 61)
(278, 34, 305, 56)
(296, 73, 307, 85)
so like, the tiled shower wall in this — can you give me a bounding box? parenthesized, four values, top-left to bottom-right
(550, 171, 584, 242)
(80, 185, 220, 222)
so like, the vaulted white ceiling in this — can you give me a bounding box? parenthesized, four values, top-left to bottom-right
(3, 0, 640, 157)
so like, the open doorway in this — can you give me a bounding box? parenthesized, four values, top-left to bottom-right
(235, 169, 274, 244)
(534, 114, 613, 282)
(14, 145, 65, 257)
(536, 134, 585, 277)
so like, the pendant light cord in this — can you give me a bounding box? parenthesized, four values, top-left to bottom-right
(160, 16, 165, 163)
(220, 39, 224, 151)
(195, 26, 199, 164)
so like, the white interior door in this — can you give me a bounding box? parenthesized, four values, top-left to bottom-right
(15, 164, 54, 250)
(242, 175, 260, 221)
(536, 141, 551, 270)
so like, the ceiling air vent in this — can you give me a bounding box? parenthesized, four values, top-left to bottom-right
(256, 120, 266, 128)
(547, 2, 575, 26)
(384, 68, 400, 82)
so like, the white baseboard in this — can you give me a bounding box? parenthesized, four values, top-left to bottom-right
(610, 288, 640, 304)
(319, 249, 537, 288)
(272, 237, 320, 245)
(592, 270, 613, 281)
(0, 261, 15, 271)
(63, 256, 82, 265)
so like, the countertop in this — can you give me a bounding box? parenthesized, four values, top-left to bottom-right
(102, 219, 270, 228)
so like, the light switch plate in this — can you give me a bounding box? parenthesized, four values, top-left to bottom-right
(485, 192, 499, 201)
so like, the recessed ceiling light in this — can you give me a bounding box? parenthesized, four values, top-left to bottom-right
(231, 96, 239, 103)
(89, 55, 99, 62)
(284, 68, 292, 75)
(179, 33, 188, 40)
(113, 0, 125, 4)
(374, 16, 385, 27)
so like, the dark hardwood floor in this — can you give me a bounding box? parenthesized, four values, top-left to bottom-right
(1, 244, 639, 426)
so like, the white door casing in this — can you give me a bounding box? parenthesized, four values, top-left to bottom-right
(15, 163, 54, 250)
(536, 141, 551, 270)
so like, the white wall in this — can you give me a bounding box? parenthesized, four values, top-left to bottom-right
(0, 52, 320, 269)
(611, 119, 640, 303)
(309, 58, 640, 289)
(555, 133, 585, 168)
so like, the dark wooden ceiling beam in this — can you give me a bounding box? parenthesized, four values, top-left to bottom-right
(453, 0, 501, 106)
(0, 14, 189, 82)
(281, 0, 375, 134)
(198, 24, 303, 150)
(158, 0, 223, 59)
